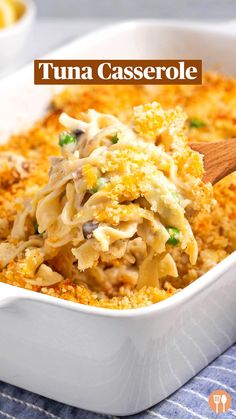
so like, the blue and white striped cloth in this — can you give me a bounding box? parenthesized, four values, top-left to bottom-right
(0, 344, 235, 419)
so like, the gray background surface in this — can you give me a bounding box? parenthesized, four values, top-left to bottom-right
(35, 0, 236, 20)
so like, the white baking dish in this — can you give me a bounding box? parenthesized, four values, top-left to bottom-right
(0, 20, 236, 416)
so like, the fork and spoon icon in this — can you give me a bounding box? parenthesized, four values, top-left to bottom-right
(213, 393, 228, 413)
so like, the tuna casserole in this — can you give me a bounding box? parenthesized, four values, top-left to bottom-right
(0, 72, 235, 309)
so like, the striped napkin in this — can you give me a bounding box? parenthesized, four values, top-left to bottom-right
(0, 344, 235, 419)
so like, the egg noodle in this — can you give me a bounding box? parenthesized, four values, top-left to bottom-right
(0, 102, 212, 292)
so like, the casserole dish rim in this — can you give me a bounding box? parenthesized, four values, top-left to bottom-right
(1, 251, 235, 318)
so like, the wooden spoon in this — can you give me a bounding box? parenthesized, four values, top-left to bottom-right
(190, 138, 236, 185)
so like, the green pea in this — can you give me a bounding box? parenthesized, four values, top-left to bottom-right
(59, 132, 77, 147)
(189, 118, 206, 128)
(111, 133, 119, 144)
(166, 226, 180, 246)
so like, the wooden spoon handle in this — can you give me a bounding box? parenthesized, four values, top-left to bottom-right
(190, 137, 236, 185)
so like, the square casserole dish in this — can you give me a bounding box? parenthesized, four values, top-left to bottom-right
(0, 19, 236, 416)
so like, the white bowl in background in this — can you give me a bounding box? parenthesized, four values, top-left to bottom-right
(0, 19, 235, 416)
(0, 0, 36, 74)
